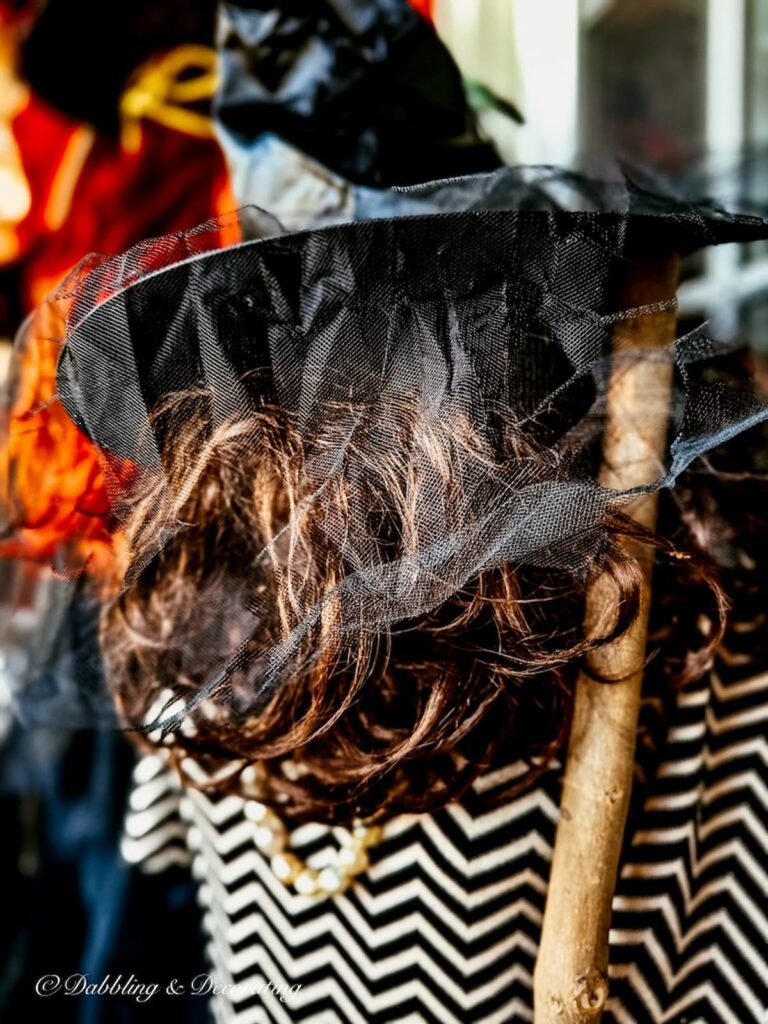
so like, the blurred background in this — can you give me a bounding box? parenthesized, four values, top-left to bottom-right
(434, 0, 768, 345)
(2, 1, 768, 1020)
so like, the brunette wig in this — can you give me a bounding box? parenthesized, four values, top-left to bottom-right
(100, 392, 728, 825)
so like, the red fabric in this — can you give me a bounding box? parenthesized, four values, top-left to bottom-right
(8, 90, 234, 309)
(1, 85, 236, 567)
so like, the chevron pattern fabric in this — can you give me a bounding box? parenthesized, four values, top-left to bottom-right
(608, 630, 768, 1023)
(122, 630, 768, 1024)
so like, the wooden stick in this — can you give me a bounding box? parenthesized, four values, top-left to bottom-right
(533, 251, 680, 1023)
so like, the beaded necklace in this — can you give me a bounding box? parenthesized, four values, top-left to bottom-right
(148, 693, 384, 897)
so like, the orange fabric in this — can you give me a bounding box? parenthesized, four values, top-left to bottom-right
(0, 300, 116, 574)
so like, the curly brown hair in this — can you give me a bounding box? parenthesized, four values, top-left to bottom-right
(101, 391, 727, 825)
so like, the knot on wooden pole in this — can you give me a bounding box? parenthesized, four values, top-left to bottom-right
(547, 971, 608, 1022)
(572, 971, 608, 1017)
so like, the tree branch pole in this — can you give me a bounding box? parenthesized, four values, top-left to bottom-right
(533, 251, 680, 1023)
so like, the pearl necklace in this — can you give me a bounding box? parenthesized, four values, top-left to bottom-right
(235, 762, 383, 896)
(243, 797, 383, 897)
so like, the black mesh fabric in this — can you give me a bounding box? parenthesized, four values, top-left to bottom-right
(4, 167, 768, 731)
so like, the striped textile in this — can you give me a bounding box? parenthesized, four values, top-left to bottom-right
(122, 623, 768, 1024)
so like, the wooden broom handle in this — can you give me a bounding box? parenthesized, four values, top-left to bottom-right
(533, 251, 680, 1023)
